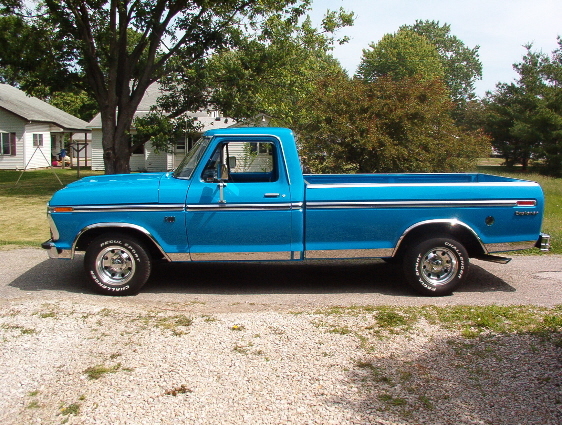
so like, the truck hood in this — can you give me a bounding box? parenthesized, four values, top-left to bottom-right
(49, 173, 167, 206)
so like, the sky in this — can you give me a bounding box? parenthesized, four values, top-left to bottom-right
(308, 0, 562, 97)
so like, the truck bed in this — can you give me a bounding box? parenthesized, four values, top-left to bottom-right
(303, 172, 544, 256)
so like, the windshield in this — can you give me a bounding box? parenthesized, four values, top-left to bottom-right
(173, 137, 211, 179)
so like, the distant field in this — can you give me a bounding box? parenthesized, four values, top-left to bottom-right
(0, 165, 559, 253)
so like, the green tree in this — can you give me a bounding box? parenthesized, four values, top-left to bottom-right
(356, 29, 445, 82)
(484, 82, 540, 170)
(296, 75, 489, 174)
(484, 42, 562, 176)
(1, 0, 308, 174)
(47, 91, 99, 122)
(0, 14, 97, 120)
(130, 8, 352, 153)
(540, 38, 562, 176)
(155, 9, 353, 127)
(0, 15, 77, 93)
(401, 20, 482, 109)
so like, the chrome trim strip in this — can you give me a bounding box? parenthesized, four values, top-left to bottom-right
(211, 133, 284, 139)
(187, 203, 293, 211)
(190, 251, 293, 261)
(72, 223, 171, 261)
(305, 248, 393, 259)
(485, 240, 536, 253)
(167, 253, 192, 261)
(393, 219, 487, 256)
(50, 204, 185, 213)
(51, 201, 303, 212)
(51, 198, 535, 212)
(306, 200, 519, 209)
(277, 136, 291, 186)
(306, 182, 540, 189)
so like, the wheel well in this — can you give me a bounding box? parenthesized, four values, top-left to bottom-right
(75, 227, 167, 261)
(394, 222, 485, 258)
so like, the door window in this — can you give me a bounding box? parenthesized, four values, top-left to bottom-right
(201, 140, 277, 183)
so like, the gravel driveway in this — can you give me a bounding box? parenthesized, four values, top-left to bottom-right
(1, 249, 561, 424)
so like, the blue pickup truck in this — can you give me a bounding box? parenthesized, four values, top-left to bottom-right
(43, 127, 550, 296)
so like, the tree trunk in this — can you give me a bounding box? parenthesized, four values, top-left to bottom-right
(100, 114, 127, 174)
(521, 156, 529, 172)
(100, 100, 141, 174)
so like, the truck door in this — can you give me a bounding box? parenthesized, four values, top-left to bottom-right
(186, 137, 293, 260)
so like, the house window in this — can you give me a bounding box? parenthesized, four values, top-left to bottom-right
(0, 132, 15, 156)
(175, 138, 186, 152)
(33, 134, 43, 147)
(132, 144, 145, 155)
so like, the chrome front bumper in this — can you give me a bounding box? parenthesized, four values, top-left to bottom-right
(41, 240, 72, 259)
(536, 233, 551, 251)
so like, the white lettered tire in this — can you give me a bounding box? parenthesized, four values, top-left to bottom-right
(403, 237, 469, 296)
(84, 233, 151, 296)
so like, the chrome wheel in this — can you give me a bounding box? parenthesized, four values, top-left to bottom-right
(85, 233, 151, 296)
(419, 247, 458, 286)
(403, 237, 469, 296)
(95, 245, 136, 286)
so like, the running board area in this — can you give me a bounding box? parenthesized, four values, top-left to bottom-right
(474, 254, 512, 264)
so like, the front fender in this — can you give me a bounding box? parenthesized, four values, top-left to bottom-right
(73, 223, 171, 261)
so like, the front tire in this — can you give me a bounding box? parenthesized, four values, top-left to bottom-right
(403, 237, 469, 296)
(84, 233, 151, 296)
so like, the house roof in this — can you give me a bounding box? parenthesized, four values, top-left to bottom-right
(88, 110, 234, 131)
(0, 84, 90, 132)
(88, 83, 235, 131)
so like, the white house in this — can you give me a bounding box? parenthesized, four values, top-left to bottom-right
(88, 85, 235, 172)
(0, 84, 90, 170)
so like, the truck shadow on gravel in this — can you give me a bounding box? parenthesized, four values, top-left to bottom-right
(9, 256, 515, 296)
(144, 260, 515, 295)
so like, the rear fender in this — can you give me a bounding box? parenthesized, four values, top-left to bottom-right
(393, 219, 486, 258)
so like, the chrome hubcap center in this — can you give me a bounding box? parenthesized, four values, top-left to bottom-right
(96, 247, 136, 286)
(427, 253, 444, 272)
(107, 253, 129, 273)
(420, 247, 458, 286)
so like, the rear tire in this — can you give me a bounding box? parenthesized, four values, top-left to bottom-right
(403, 237, 469, 296)
(84, 233, 151, 296)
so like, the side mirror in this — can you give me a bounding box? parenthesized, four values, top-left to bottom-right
(228, 156, 237, 170)
(202, 168, 217, 182)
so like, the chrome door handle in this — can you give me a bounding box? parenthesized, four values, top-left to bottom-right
(218, 181, 227, 203)
(264, 193, 280, 198)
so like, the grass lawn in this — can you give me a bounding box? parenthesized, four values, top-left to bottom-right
(0, 165, 559, 253)
(0, 168, 103, 248)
